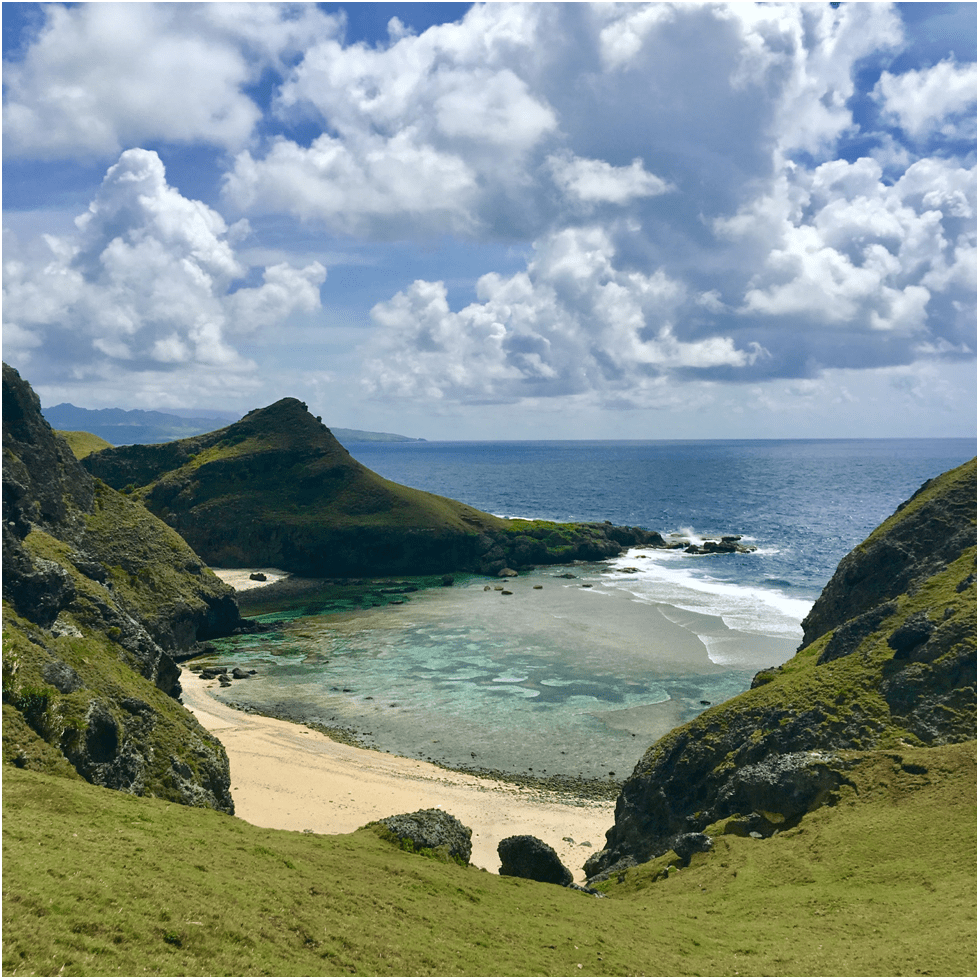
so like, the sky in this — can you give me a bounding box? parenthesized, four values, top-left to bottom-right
(2, 1, 976, 440)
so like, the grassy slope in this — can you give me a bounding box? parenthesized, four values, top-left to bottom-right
(56, 430, 114, 460)
(86, 399, 503, 535)
(3, 740, 974, 978)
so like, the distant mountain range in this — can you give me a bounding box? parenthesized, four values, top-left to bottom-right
(41, 403, 424, 446)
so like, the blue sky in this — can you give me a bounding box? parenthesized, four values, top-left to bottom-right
(2, 2, 976, 439)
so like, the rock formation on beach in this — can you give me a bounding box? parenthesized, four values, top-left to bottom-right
(585, 456, 977, 881)
(2, 363, 241, 811)
(81, 396, 667, 577)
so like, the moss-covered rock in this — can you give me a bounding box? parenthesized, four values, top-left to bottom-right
(2, 363, 240, 812)
(586, 458, 977, 881)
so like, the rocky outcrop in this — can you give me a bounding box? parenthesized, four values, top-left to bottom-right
(800, 462, 977, 646)
(498, 835, 573, 886)
(371, 809, 473, 864)
(586, 458, 976, 882)
(2, 363, 241, 812)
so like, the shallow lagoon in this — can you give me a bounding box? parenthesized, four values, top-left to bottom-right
(207, 555, 803, 780)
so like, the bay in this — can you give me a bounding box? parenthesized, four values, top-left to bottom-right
(208, 438, 975, 781)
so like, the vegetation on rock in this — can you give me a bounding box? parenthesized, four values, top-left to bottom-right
(2, 363, 240, 811)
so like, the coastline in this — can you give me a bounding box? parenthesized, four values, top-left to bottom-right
(180, 670, 615, 882)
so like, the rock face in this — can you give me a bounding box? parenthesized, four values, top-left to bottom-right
(498, 835, 574, 886)
(2, 363, 241, 812)
(586, 458, 977, 882)
(373, 809, 473, 864)
(81, 397, 675, 577)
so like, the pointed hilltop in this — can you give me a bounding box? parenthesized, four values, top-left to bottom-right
(82, 398, 660, 576)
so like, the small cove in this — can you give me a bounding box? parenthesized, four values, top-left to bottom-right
(200, 438, 973, 782)
(204, 561, 798, 780)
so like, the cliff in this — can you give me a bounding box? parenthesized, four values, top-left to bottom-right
(82, 397, 664, 576)
(585, 457, 977, 880)
(2, 363, 241, 812)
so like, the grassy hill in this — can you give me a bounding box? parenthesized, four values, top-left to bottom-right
(3, 363, 241, 810)
(56, 430, 114, 459)
(81, 397, 661, 576)
(3, 740, 974, 977)
(587, 457, 976, 879)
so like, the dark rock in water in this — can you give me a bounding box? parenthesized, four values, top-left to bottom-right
(498, 835, 573, 886)
(374, 809, 472, 864)
(231, 667, 251, 679)
(249, 572, 267, 582)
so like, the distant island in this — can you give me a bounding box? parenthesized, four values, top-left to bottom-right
(330, 428, 426, 443)
(41, 402, 423, 446)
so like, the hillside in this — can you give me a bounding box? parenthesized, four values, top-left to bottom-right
(81, 397, 663, 576)
(2, 363, 243, 810)
(585, 457, 977, 880)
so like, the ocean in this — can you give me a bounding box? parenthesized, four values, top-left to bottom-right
(207, 439, 975, 782)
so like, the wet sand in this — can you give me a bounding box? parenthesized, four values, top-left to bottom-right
(181, 671, 615, 882)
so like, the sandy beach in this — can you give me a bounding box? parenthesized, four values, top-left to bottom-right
(180, 670, 615, 882)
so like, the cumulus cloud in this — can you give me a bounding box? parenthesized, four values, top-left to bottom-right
(717, 156, 976, 339)
(2, 2, 339, 157)
(874, 59, 978, 139)
(364, 226, 761, 405)
(3, 2, 975, 430)
(547, 154, 672, 206)
(2, 149, 325, 394)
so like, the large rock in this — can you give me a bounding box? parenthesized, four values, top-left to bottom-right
(586, 458, 977, 882)
(498, 835, 574, 886)
(374, 809, 472, 864)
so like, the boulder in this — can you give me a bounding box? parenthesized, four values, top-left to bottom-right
(498, 835, 573, 886)
(374, 809, 472, 864)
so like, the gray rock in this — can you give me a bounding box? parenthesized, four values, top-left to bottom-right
(375, 808, 472, 864)
(498, 835, 573, 886)
(669, 832, 714, 865)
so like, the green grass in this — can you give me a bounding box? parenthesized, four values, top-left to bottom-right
(56, 431, 114, 460)
(3, 741, 975, 977)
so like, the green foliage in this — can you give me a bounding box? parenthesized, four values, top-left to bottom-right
(3, 743, 975, 977)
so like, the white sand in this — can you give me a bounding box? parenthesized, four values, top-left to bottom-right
(180, 671, 614, 881)
(210, 567, 291, 592)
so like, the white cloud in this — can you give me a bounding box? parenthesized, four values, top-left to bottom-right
(2, 149, 324, 391)
(874, 59, 978, 138)
(2, 2, 340, 157)
(718, 155, 976, 336)
(548, 154, 672, 206)
(224, 132, 480, 236)
(364, 226, 759, 404)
